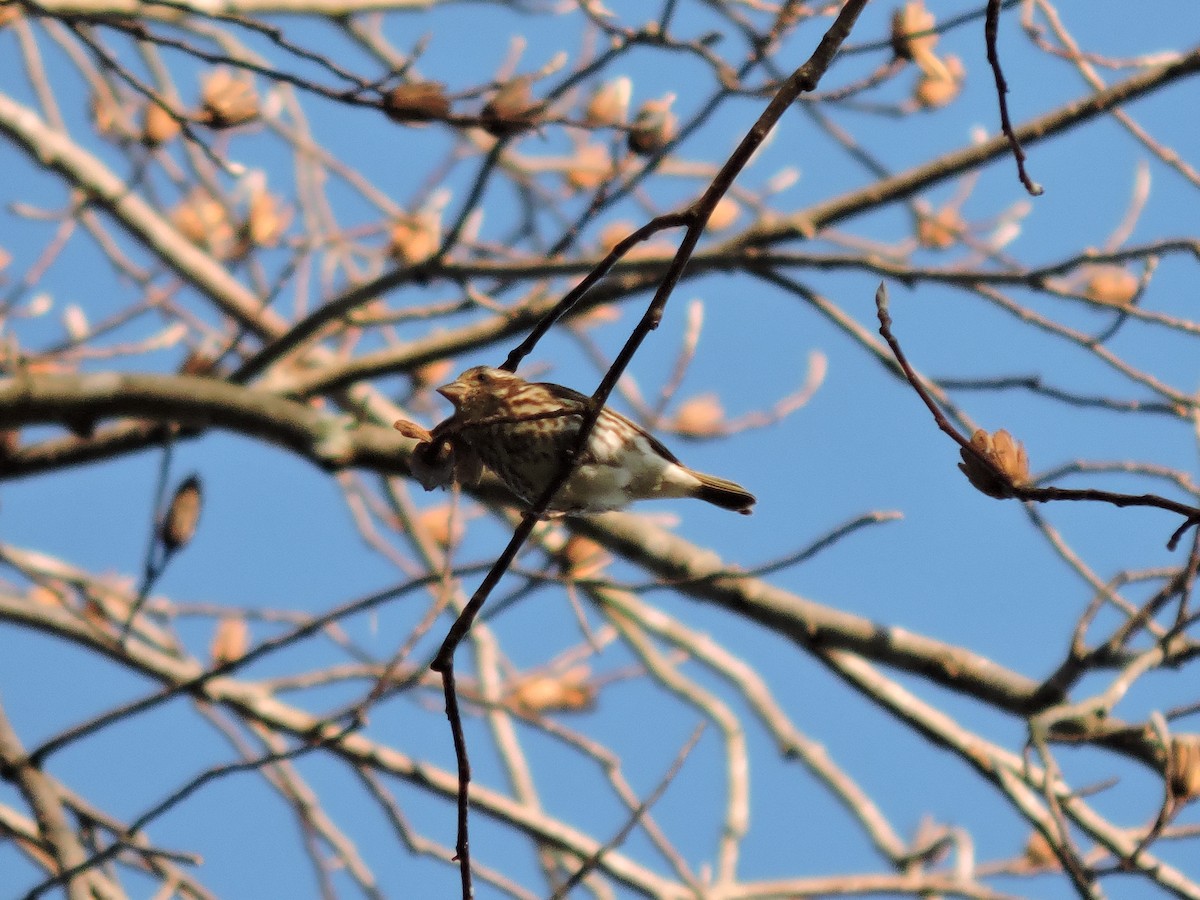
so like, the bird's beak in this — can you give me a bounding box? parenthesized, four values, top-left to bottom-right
(436, 380, 465, 406)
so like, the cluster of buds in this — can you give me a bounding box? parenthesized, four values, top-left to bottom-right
(958, 428, 1030, 499)
(171, 178, 291, 258)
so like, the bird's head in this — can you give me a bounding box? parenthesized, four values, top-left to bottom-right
(437, 366, 523, 418)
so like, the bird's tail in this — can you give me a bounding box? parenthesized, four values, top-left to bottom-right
(689, 469, 756, 514)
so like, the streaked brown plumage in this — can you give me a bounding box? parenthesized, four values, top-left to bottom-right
(432, 366, 755, 515)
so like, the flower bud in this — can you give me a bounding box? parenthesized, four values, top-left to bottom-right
(958, 429, 1029, 499)
(210, 615, 249, 665)
(913, 55, 964, 109)
(1168, 736, 1200, 804)
(628, 93, 677, 156)
(707, 196, 741, 232)
(1022, 831, 1059, 870)
(564, 142, 612, 192)
(1082, 265, 1139, 306)
(916, 205, 965, 249)
(161, 474, 203, 552)
(172, 189, 236, 259)
(510, 666, 595, 714)
(561, 535, 609, 579)
(481, 76, 540, 136)
(417, 504, 464, 549)
(142, 101, 182, 146)
(671, 394, 726, 438)
(244, 187, 291, 248)
(200, 68, 260, 129)
(891, 1, 937, 63)
(583, 76, 631, 127)
(384, 81, 452, 124)
(388, 212, 440, 265)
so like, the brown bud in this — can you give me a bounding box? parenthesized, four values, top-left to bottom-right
(628, 93, 677, 156)
(891, 1, 937, 63)
(62, 304, 89, 342)
(393, 418, 433, 442)
(1022, 830, 1060, 870)
(916, 205, 965, 249)
(179, 350, 218, 377)
(481, 76, 540, 136)
(90, 92, 129, 141)
(161, 474, 203, 552)
(383, 81, 451, 124)
(200, 68, 260, 129)
(388, 212, 440, 266)
(411, 359, 456, 390)
(1082, 265, 1139, 306)
(142, 102, 182, 146)
(583, 76, 631, 127)
(0, 3, 22, 27)
(572, 303, 621, 329)
(958, 429, 1030, 499)
(707, 196, 741, 232)
(914, 55, 964, 109)
(564, 142, 613, 192)
(210, 615, 249, 666)
(561, 535, 610, 579)
(598, 220, 636, 254)
(1167, 735, 1200, 804)
(244, 188, 291, 248)
(671, 394, 726, 438)
(416, 504, 464, 549)
(0, 429, 19, 457)
(510, 666, 595, 714)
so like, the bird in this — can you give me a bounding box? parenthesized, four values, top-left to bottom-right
(431, 366, 755, 515)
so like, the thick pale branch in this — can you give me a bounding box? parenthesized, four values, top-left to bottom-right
(0, 372, 413, 475)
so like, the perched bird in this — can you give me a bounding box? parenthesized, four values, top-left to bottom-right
(432, 366, 755, 515)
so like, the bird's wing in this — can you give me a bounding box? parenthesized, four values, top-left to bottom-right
(538, 381, 682, 465)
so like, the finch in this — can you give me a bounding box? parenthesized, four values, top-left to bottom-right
(431, 366, 755, 515)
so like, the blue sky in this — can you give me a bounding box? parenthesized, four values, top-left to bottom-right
(2, 1, 1199, 897)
